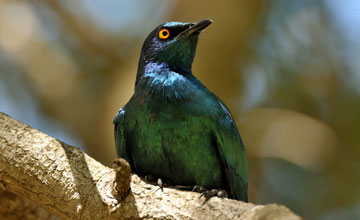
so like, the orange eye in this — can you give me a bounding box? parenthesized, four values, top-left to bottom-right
(159, 28, 170, 39)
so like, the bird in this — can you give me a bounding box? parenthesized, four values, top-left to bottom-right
(113, 19, 248, 202)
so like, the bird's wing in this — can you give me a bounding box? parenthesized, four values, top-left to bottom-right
(213, 102, 248, 202)
(113, 108, 130, 161)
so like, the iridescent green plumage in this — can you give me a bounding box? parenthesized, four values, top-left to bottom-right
(114, 20, 248, 201)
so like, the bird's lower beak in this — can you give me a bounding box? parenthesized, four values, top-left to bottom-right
(180, 19, 213, 37)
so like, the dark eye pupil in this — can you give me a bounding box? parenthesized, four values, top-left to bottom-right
(162, 31, 168, 36)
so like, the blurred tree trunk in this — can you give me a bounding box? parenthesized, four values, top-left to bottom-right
(0, 190, 58, 220)
(170, 0, 270, 112)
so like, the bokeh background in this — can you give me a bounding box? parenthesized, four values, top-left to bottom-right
(1, 0, 359, 219)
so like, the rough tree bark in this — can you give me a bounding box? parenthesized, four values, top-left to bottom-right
(0, 112, 302, 220)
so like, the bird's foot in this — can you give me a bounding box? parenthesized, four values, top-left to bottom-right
(156, 178, 164, 191)
(144, 175, 166, 191)
(173, 185, 193, 190)
(193, 186, 228, 203)
(192, 185, 207, 193)
(200, 189, 228, 202)
(145, 174, 155, 182)
(193, 185, 227, 201)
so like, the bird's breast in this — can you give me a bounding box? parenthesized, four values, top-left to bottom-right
(125, 99, 225, 188)
(138, 69, 201, 100)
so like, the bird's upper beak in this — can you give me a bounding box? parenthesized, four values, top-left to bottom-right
(179, 19, 213, 38)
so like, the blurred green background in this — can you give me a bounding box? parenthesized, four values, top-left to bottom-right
(1, 0, 359, 219)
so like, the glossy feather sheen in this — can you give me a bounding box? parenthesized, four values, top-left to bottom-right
(114, 21, 248, 201)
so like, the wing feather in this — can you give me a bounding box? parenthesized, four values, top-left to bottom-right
(113, 108, 130, 161)
(213, 102, 248, 201)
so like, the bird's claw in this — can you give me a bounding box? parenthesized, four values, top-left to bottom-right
(145, 174, 154, 182)
(174, 185, 193, 190)
(157, 178, 164, 191)
(192, 185, 207, 193)
(144, 175, 165, 191)
(200, 189, 228, 202)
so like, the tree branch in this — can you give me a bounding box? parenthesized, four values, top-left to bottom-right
(0, 112, 302, 220)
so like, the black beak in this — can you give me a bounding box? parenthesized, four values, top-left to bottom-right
(180, 19, 213, 37)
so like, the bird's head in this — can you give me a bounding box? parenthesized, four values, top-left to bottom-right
(138, 19, 212, 74)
